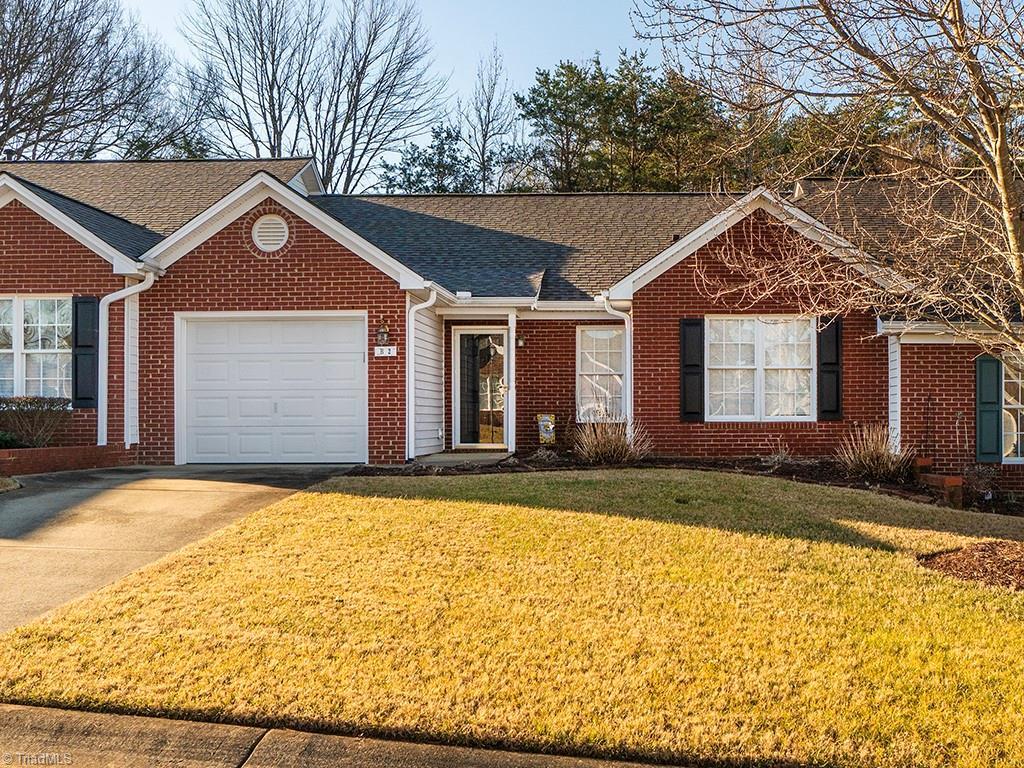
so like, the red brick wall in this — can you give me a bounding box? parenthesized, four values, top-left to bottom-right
(632, 212, 888, 457)
(0, 200, 125, 447)
(899, 343, 1024, 488)
(135, 199, 407, 465)
(0, 445, 137, 476)
(899, 344, 975, 472)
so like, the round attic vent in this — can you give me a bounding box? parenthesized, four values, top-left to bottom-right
(251, 214, 289, 252)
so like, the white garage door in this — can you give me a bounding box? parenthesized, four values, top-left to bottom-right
(183, 316, 368, 463)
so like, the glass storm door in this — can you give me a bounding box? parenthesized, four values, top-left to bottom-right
(457, 332, 506, 446)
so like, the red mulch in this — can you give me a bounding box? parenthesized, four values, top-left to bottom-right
(920, 541, 1024, 591)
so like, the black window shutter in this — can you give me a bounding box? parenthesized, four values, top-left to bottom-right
(71, 296, 99, 409)
(976, 354, 1003, 463)
(817, 317, 842, 421)
(679, 319, 704, 422)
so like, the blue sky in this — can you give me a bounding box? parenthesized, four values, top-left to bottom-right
(123, 0, 654, 102)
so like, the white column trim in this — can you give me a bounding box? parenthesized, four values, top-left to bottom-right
(888, 335, 902, 451)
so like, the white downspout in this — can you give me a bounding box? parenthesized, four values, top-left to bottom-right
(98, 271, 156, 446)
(599, 293, 633, 435)
(507, 310, 517, 453)
(406, 288, 438, 460)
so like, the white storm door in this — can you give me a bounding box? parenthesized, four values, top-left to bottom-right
(183, 315, 367, 463)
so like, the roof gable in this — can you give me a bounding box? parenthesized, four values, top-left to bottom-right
(0, 158, 313, 235)
(143, 172, 428, 289)
(0, 174, 148, 274)
(606, 188, 865, 300)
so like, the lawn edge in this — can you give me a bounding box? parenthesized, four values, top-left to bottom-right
(0, 695, 797, 768)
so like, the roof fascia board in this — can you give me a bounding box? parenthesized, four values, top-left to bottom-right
(877, 319, 993, 344)
(436, 298, 611, 317)
(607, 187, 869, 300)
(0, 174, 144, 275)
(144, 172, 426, 287)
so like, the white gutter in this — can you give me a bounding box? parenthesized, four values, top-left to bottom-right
(598, 294, 633, 435)
(406, 287, 439, 460)
(98, 270, 156, 446)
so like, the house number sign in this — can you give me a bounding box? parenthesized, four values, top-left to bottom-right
(374, 346, 397, 357)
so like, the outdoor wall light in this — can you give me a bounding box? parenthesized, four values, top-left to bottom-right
(376, 322, 390, 346)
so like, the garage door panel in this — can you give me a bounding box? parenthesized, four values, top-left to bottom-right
(184, 317, 368, 463)
(192, 395, 232, 421)
(323, 395, 362, 420)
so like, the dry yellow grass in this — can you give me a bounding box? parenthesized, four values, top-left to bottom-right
(2, 469, 1024, 767)
(0, 477, 17, 493)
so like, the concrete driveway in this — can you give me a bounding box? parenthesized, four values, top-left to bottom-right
(0, 465, 345, 633)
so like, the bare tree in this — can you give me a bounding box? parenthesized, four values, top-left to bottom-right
(636, 0, 1024, 357)
(187, 0, 444, 191)
(184, 0, 325, 158)
(302, 0, 445, 192)
(0, 0, 173, 159)
(459, 45, 517, 192)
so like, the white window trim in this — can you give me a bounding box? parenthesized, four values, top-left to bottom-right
(704, 315, 818, 423)
(0, 295, 73, 398)
(575, 325, 626, 423)
(1002, 362, 1024, 464)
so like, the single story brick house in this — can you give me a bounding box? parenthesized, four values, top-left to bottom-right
(0, 158, 1014, 479)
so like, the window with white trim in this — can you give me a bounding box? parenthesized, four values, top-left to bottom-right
(577, 327, 624, 421)
(0, 297, 72, 398)
(1003, 364, 1024, 460)
(706, 316, 815, 421)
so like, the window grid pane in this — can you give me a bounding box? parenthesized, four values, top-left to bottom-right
(1004, 365, 1024, 459)
(0, 352, 12, 396)
(14, 298, 73, 399)
(706, 317, 814, 421)
(0, 299, 12, 351)
(577, 328, 625, 421)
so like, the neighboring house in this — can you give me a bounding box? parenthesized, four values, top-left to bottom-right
(0, 157, 1011, 480)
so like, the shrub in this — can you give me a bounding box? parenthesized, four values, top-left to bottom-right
(572, 421, 653, 465)
(0, 397, 72, 448)
(0, 431, 25, 449)
(836, 423, 915, 483)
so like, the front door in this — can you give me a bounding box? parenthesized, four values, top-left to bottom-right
(455, 331, 507, 447)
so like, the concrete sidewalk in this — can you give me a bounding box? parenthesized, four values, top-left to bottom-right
(0, 704, 677, 768)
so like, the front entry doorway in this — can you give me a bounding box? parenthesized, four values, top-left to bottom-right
(453, 329, 508, 448)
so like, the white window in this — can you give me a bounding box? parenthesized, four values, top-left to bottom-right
(706, 316, 815, 421)
(0, 297, 72, 398)
(0, 300, 13, 397)
(577, 327, 624, 422)
(1003, 364, 1024, 461)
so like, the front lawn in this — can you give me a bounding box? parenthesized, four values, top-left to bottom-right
(2, 470, 1024, 767)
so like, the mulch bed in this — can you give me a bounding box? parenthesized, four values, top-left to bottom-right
(347, 452, 942, 506)
(920, 541, 1024, 591)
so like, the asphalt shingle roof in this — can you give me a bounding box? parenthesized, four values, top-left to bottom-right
(14, 176, 164, 260)
(312, 193, 737, 300)
(0, 158, 312, 235)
